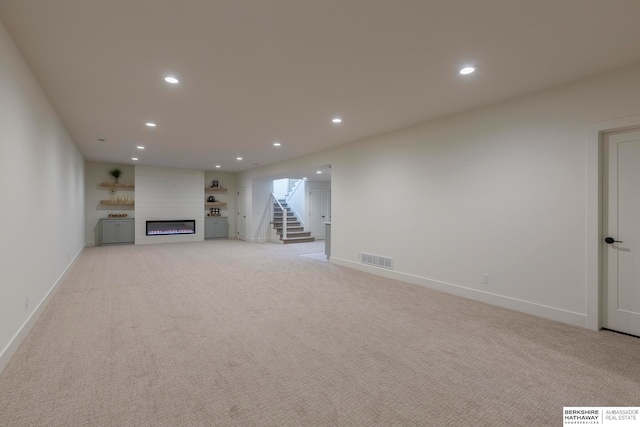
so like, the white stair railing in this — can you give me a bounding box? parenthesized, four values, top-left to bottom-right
(284, 179, 305, 227)
(271, 193, 287, 240)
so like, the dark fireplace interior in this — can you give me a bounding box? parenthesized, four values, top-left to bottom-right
(146, 220, 196, 236)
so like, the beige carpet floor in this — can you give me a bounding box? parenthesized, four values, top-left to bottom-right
(1, 240, 639, 426)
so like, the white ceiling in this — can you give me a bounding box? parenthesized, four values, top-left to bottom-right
(2, 0, 640, 173)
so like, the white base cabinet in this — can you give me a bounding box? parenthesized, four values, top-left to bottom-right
(205, 217, 228, 239)
(101, 219, 134, 245)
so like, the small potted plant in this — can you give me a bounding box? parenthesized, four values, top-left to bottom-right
(109, 168, 122, 184)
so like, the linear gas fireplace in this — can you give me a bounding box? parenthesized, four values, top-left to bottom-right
(146, 220, 196, 236)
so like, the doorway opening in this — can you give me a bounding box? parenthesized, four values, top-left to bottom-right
(269, 166, 331, 244)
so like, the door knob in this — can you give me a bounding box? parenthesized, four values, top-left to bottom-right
(605, 237, 623, 244)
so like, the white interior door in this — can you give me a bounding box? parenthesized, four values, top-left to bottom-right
(604, 128, 640, 336)
(308, 187, 327, 239)
(237, 187, 246, 241)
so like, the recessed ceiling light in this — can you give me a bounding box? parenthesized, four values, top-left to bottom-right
(459, 66, 476, 75)
(316, 171, 322, 174)
(163, 76, 179, 84)
(273, 142, 282, 147)
(145, 122, 156, 127)
(236, 157, 243, 161)
(302, 177, 308, 180)
(132, 157, 138, 161)
(136, 146, 145, 150)
(215, 165, 221, 168)
(332, 117, 342, 124)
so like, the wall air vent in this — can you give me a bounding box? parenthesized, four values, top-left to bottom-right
(361, 253, 393, 269)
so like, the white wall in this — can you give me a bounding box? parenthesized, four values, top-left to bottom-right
(272, 179, 289, 199)
(0, 22, 85, 372)
(134, 165, 204, 244)
(204, 171, 237, 238)
(85, 162, 135, 246)
(239, 64, 640, 328)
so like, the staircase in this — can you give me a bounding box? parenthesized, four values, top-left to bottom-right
(272, 200, 315, 244)
(285, 179, 300, 199)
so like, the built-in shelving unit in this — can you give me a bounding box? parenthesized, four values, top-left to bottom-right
(99, 182, 135, 206)
(205, 187, 227, 209)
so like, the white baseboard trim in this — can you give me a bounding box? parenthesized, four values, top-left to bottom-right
(0, 245, 85, 375)
(330, 257, 586, 328)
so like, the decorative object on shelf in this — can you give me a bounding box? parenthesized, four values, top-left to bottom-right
(211, 180, 219, 188)
(109, 168, 123, 183)
(207, 196, 216, 202)
(108, 213, 128, 218)
(207, 208, 221, 217)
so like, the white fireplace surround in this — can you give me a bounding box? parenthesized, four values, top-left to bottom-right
(134, 166, 204, 244)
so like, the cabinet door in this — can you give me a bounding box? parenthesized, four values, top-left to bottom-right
(102, 220, 118, 244)
(212, 218, 227, 238)
(205, 219, 215, 239)
(118, 220, 134, 243)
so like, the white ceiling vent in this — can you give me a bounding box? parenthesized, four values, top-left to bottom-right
(361, 253, 393, 270)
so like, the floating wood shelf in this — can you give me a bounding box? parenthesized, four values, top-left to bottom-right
(99, 182, 135, 189)
(100, 200, 135, 206)
(205, 202, 227, 208)
(205, 187, 227, 193)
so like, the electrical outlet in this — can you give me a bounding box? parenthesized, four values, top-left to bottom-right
(25, 295, 29, 310)
(481, 273, 489, 284)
